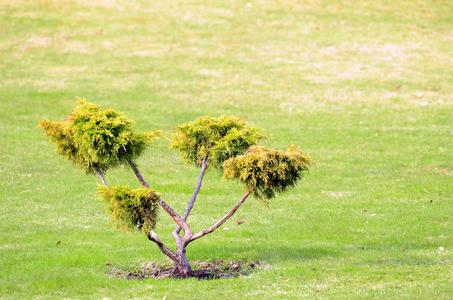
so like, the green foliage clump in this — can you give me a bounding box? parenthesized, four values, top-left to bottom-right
(222, 146, 312, 201)
(39, 100, 158, 174)
(98, 186, 160, 233)
(170, 115, 266, 167)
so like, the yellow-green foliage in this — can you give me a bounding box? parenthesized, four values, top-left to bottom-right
(170, 115, 266, 167)
(223, 146, 312, 201)
(39, 100, 158, 174)
(98, 186, 160, 233)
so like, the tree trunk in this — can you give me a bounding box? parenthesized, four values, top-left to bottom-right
(175, 252, 192, 277)
(175, 242, 192, 277)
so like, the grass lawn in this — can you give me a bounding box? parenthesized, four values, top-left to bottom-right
(1, 0, 452, 298)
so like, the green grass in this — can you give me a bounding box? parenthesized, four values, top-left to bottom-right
(1, 0, 452, 298)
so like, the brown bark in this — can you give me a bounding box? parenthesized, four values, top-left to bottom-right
(128, 160, 192, 236)
(147, 230, 178, 263)
(158, 198, 192, 237)
(129, 160, 193, 276)
(129, 160, 149, 188)
(175, 238, 193, 277)
(129, 160, 249, 278)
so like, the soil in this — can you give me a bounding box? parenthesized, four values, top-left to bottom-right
(110, 260, 260, 280)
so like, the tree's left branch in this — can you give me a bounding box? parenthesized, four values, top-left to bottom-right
(147, 230, 179, 263)
(96, 165, 107, 187)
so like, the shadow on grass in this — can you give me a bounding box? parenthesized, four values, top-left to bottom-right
(191, 244, 340, 263)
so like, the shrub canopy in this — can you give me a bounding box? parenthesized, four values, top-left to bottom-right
(39, 100, 158, 174)
(98, 186, 160, 233)
(222, 145, 312, 201)
(40, 100, 314, 278)
(170, 115, 265, 168)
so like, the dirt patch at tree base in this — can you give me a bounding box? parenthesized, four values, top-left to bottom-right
(111, 260, 260, 280)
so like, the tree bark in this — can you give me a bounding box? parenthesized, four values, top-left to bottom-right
(128, 160, 192, 235)
(128, 160, 149, 188)
(175, 154, 209, 235)
(96, 165, 107, 187)
(129, 160, 194, 276)
(175, 241, 192, 277)
(128, 160, 249, 278)
(147, 230, 179, 263)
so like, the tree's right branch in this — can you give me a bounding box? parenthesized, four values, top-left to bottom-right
(188, 192, 250, 244)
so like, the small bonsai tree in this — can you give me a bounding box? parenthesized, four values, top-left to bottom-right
(40, 100, 312, 278)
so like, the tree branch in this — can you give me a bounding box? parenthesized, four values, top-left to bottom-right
(96, 165, 107, 187)
(147, 230, 179, 263)
(188, 192, 249, 244)
(175, 154, 209, 235)
(129, 160, 149, 188)
(128, 160, 192, 237)
(158, 198, 192, 237)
